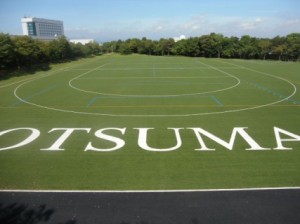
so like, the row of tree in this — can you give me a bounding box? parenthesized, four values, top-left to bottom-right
(1, 32, 299, 72)
(101, 33, 300, 61)
(0, 33, 101, 70)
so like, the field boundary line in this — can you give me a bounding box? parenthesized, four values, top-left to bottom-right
(2, 104, 298, 110)
(77, 76, 232, 79)
(68, 63, 110, 81)
(196, 60, 241, 80)
(0, 56, 109, 89)
(11, 84, 59, 107)
(66, 67, 241, 71)
(13, 58, 298, 117)
(1, 187, 300, 193)
(218, 60, 298, 102)
(7, 62, 109, 95)
(0, 76, 44, 89)
(0, 67, 70, 89)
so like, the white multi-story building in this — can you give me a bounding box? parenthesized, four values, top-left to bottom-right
(21, 17, 64, 40)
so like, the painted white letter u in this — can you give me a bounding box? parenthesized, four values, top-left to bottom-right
(135, 128, 183, 152)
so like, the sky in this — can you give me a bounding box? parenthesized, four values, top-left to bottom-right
(0, 0, 300, 42)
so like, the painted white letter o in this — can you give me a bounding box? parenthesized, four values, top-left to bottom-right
(0, 128, 40, 151)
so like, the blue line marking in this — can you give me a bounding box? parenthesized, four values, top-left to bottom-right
(87, 96, 99, 107)
(11, 85, 59, 107)
(210, 95, 223, 106)
(246, 81, 300, 105)
(87, 95, 224, 107)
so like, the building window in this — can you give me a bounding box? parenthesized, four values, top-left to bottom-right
(27, 22, 37, 36)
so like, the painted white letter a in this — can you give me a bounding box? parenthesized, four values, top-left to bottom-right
(274, 127, 300, 150)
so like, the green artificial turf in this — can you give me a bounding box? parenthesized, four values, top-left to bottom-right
(0, 54, 299, 190)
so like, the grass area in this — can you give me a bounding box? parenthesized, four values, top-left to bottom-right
(0, 54, 300, 190)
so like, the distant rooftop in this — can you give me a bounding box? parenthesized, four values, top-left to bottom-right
(70, 39, 94, 45)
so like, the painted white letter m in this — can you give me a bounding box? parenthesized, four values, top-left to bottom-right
(188, 127, 269, 151)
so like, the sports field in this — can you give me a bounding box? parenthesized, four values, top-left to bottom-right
(0, 54, 300, 190)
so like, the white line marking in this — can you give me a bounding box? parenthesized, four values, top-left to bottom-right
(0, 76, 40, 89)
(66, 67, 241, 71)
(68, 63, 110, 80)
(68, 61, 240, 97)
(0, 187, 300, 193)
(77, 76, 232, 79)
(13, 59, 297, 117)
(0, 67, 70, 89)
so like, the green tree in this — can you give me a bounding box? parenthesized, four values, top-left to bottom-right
(199, 35, 212, 57)
(199, 33, 223, 58)
(35, 40, 51, 63)
(210, 33, 224, 58)
(57, 36, 72, 60)
(173, 37, 202, 57)
(258, 39, 271, 60)
(79, 43, 92, 56)
(172, 39, 187, 56)
(157, 38, 174, 55)
(183, 38, 201, 57)
(239, 35, 259, 59)
(0, 33, 15, 69)
(86, 41, 101, 55)
(128, 38, 139, 53)
(272, 44, 287, 61)
(286, 33, 300, 61)
(137, 37, 154, 55)
(101, 41, 116, 53)
(70, 42, 84, 58)
(221, 36, 239, 58)
(13, 35, 43, 68)
(48, 36, 72, 61)
(119, 40, 132, 55)
(270, 36, 287, 60)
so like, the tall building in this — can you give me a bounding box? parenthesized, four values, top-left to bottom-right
(21, 17, 64, 40)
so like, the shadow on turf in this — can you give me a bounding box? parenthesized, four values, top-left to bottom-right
(0, 203, 76, 224)
(0, 56, 99, 81)
(0, 63, 51, 81)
